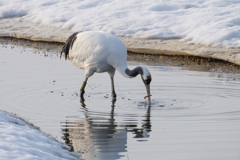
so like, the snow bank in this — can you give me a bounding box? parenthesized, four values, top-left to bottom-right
(1, 18, 240, 65)
(0, 0, 240, 47)
(0, 110, 80, 160)
(0, 0, 240, 64)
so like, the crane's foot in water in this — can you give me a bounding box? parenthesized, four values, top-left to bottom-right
(80, 89, 85, 98)
(80, 99, 86, 107)
(112, 93, 117, 98)
(80, 96, 86, 107)
(111, 97, 117, 107)
(80, 89, 86, 107)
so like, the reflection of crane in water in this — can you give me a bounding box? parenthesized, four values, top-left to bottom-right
(61, 100, 151, 160)
(128, 106, 151, 139)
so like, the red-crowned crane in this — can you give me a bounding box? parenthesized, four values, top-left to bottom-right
(60, 31, 152, 104)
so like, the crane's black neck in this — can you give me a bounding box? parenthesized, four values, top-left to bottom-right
(125, 67, 143, 78)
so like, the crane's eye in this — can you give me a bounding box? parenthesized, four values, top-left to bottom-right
(144, 76, 151, 85)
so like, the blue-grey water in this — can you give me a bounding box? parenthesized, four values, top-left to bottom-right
(0, 40, 240, 160)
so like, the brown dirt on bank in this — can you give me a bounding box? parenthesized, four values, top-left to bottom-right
(1, 37, 240, 76)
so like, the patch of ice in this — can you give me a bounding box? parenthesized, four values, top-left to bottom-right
(148, 4, 180, 12)
(0, 8, 28, 18)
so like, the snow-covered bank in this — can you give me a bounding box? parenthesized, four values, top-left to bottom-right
(0, 110, 80, 160)
(1, 0, 240, 47)
(0, 0, 240, 65)
(1, 18, 240, 65)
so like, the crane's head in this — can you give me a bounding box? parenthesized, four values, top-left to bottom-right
(140, 66, 152, 105)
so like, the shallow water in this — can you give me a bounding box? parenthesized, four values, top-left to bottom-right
(0, 42, 240, 160)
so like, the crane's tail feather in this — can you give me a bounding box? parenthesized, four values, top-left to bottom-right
(60, 32, 80, 60)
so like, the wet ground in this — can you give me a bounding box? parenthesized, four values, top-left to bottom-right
(1, 38, 240, 160)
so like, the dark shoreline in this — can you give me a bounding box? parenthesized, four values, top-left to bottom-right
(1, 37, 240, 77)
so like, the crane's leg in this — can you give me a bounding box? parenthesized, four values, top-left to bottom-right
(110, 77, 117, 98)
(80, 77, 88, 102)
(108, 69, 117, 99)
(111, 97, 116, 107)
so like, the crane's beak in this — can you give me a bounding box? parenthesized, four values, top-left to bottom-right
(144, 84, 151, 105)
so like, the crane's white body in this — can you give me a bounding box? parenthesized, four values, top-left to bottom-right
(68, 31, 129, 78)
(62, 31, 152, 103)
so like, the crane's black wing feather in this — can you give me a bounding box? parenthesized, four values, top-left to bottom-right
(61, 32, 80, 60)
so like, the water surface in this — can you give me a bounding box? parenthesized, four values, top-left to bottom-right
(0, 40, 240, 160)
